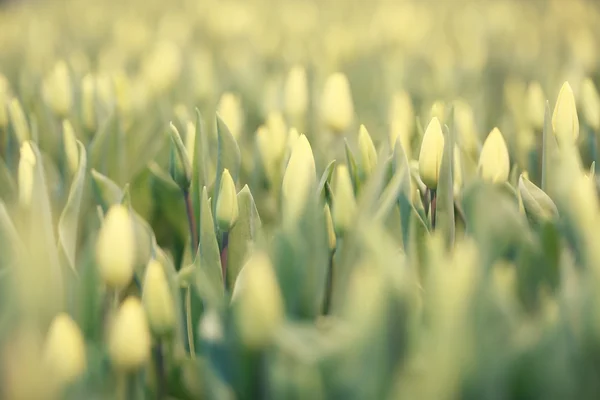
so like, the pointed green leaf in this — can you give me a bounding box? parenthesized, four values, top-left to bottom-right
(88, 109, 118, 172)
(436, 122, 455, 248)
(90, 169, 123, 212)
(169, 122, 192, 191)
(317, 159, 337, 203)
(518, 174, 559, 223)
(344, 139, 360, 194)
(541, 101, 558, 193)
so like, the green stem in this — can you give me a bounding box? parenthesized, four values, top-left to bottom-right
(185, 287, 196, 358)
(183, 190, 199, 252)
(153, 341, 166, 400)
(182, 189, 198, 359)
(322, 249, 336, 316)
(430, 189, 437, 229)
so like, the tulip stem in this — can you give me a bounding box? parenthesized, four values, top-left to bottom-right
(322, 249, 336, 315)
(182, 189, 198, 359)
(430, 189, 437, 229)
(219, 231, 229, 289)
(154, 341, 166, 400)
(183, 190, 199, 252)
(185, 287, 196, 358)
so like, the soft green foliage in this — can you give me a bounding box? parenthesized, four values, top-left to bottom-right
(4, 0, 600, 399)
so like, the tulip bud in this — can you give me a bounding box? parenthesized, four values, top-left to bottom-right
(0, 73, 9, 128)
(108, 297, 151, 372)
(9, 97, 30, 143)
(184, 121, 196, 166)
(389, 91, 414, 156)
(332, 164, 357, 235)
(216, 169, 239, 231)
(581, 78, 600, 130)
(358, 124, 378, 178)
(454, 100, 479, 157)
(232, 251, 284, 348)
(62, 120, 79, 175)
(526, 81, 546, 130)
(18, 141, 36, 207)
(284, 65, 308, 119)
(418, 117, 445, 190)
(42, 60, 73, 117)
(478, 128, 510, 183)
(321, 72, 354, 134)
(81, 74, 96, 131)
(43, 313, 87, 387)
(518, 174, 558, 221)
(96, 205, 136, 289)
(168, 123, 192, 191)
(552, 81, 579, 145)
(281, 134, 316, 223)
(324, 204, 336, 251)
(217, 92, 244, 140)
(142, 259, 176, 337)
(429, 101, 446, 123)
(141, 40, 182, 95)
(285, 127, 300, 160)
(453, 145, 462, 197)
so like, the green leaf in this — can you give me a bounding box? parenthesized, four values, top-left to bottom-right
(436, 122, 455, 248)
(0, 156, 16, 202)
(90, 169, 123, 212)
(541, 101, 558, 193)
(344, 139, 360, 194)
(193, 186, 224, 307)
(88, 109, 118, 173)
(317, 159, 337, 204)
(191, 109, 211, 244)
(518, 174, 559, 224)
(226, 185, 261, 291)
(0, 201, 25, 270)
(57, 141, 87, 274)
(169, 122, 192, 191)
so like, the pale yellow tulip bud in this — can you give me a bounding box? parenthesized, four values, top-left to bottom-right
(217, 92, 244, 140)
(184, 121, 196, 166)
(42, 60, 72, 117)
(62, 120, 79, 175)
(232, 251, 284, 348)
(429, 100, 446, 123)
(43, 313, 87, 387)
(526, 81, 546, 130)
(324, 204, 336, 251)
(281, 134, 316, 222)
(286, 127, 300, 159)
(581, 78, 600, 130)
(358, 124, 378, 178)
(418, 117, 445, 190)
(0, 73, 9, 128)
(141, 40, 182, 95)
(142, 259, 176, 337)
(321, 72, 354, 134)
(216, 169, 239, 231)
(389, 91, 414, 156)
(18, 141, 36, 207)
(266, 111, 288, 160)
(552, 82, 579, 145)
(9, 97, 30, 143)
(81, 74, 96, 131)
(108, 297, 151, 372)
(454, 100, 479, 156)
(478, 128, 510, 183)
(284, 65, 308, 118)
(332, 164, 357, 235)
(96, 205, 136, 289)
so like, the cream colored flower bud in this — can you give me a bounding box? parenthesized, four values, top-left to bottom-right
(429, 101, 446, 123)
(43, 313, 86, 386)
(418, 117, 445, 190)
(478, 128, 510, 183)
(324, 204, 336, 251)
(9, 97, 30, 143)
(389, 91, 414, 156)
(0, 73, 9, 128)
(232, 251, 284, 348)
(454, 100, 479, 156)
(526, 81, 546, 130)
(286, 127, 300, 159)
(184, 121, 196, 165)
(581, 78, 600, 130)
(62, 120, 79, 175)
(358, 124, 378, 177)
(142, 259, 176, 337)
(281, 134, 316, 223)
(42, 60, 73, 117)
(81, 74, 96, 131)
(552, 82, 579, 145)
(217, 92, 244, 140)
(108, 297, 151, 372)
(332, 164, 357, 235)
(96, 205, 136, 289)
(216, 169, 239, 231)
(321, 72, 354, 134)
(284, 65, 308, 118)
(266, 111, 288, 160)
(18, 141, 36, 207)
(141, 40, 182, 95)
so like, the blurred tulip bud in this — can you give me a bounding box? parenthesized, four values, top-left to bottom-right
(429, 101, 446, 123)
(62, 120, 79, 176)
(284, 65, 308, 119)
(142, 259, 176, 337)
(96, 204, 136, 289)
(454, 100, 479, 157)
(9, 97, 30, 144)
(285, 127, 300, 160)
(552, 82, 579, 145)
(581, 78, 600, 130)
(453, 145, 462, 197)
(266, 111, 288, 153)
(42, 60, 72, 117)
(109, 297, 151, 372)
(81, 74, 96, 132)
(232, 251, 284, 349)
(324, 204, 336, 251)
(358, 124, 378, 178)
(43, 313, 87, 387)
(168, 123, 192, 191)
(478, 128, 510, 183)
(332, 164, 357, 235)
(389, 91, 414, 157)
(18, 141, 36, 207)
(281, 134, 316, 223)
(217, 92, 244, 140)
(526, 81, 546, 130)
(141, 40, 182, 95)
(216, 169, 239, 231)
(418, 117, 445, 190)
(518, 174, 558, 221)
(321, 72, 354, 134)
(184, 121, 196, 166)
(0, 73, 9, 128)
(113, 71, 133, 116)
